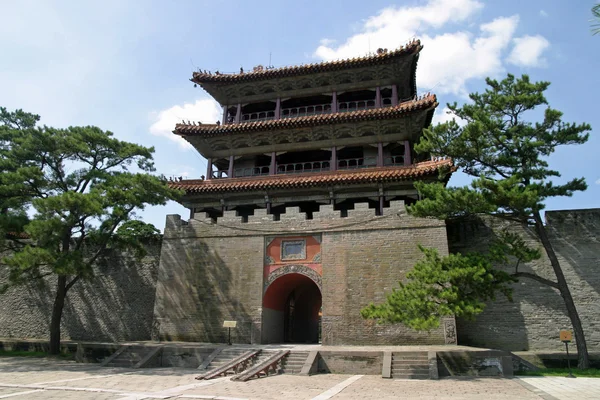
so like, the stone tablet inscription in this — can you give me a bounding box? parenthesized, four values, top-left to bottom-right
(281, 239, 306, 261)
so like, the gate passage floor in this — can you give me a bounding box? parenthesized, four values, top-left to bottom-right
(0, 357, 596, 400)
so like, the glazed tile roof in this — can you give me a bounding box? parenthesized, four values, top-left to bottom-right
(169, 158, 454, 194)
(6, 231, 29, 239)
(175, 94, 437, 138)
(191, 40, 422, 84)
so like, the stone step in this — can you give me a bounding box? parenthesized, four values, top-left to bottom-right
(283, 361, 304, 367)
(392, 361, 428, 366)
(392, 358, 428, 363)
(392, 368, 429, 376)
(392, 373, 430, 379)
(392, 364, 429, 369)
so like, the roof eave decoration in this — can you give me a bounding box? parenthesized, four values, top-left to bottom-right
(168, 158, 455, 194)
(191, 40, 423, 85)
(174, 94, 437, 138)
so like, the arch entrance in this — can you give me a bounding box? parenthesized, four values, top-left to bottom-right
(262, 272, 322, 344)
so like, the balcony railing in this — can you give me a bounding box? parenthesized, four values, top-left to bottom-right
(225, 97, 396, 125)
(210, 155, 410, 179)
(276, 160, 330, 174)
(338, 100, 376, 113)
(241, 111, 276, 122)
(337, 157, 377, 169)
(234, 166, 270, 177)
(384, 155, 404, 166)
(281, 103, 331, 119)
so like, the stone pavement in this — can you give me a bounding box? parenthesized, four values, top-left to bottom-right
(0, 357, 597, 399)
(517, 376, 600, 400)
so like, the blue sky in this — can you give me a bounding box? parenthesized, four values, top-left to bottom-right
(2, 0, 598, 231)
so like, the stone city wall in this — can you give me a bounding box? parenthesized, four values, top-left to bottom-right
(451, 209, 600, 352)
(0, 244, 161, 342)
(154, 200, 455, 345)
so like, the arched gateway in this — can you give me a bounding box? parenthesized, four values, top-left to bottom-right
(262, 265, 322, 344)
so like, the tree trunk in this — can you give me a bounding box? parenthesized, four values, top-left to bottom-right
(533, 211, 590, 369)
(49, 275, 67, 355)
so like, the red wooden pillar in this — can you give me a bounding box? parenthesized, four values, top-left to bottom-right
(404, 140, 412, 165)
(235, 104, 242, 123)
(330, 146, 337, 171)
(206, 158, 213, 180)
(375, 87, 382, 108)
(274, 98, 281, 119)
(331, 92, 337, 113)
(222, 105, 228, 125)
(377, 143, 384, 167)
(270, 152, 276, 175)
(391, 85, 398, 106)
(227, 155, 234, 178)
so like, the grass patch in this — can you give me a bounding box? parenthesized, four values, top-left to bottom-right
(517, 368, 600, 378)
(0, 350, 73, 359)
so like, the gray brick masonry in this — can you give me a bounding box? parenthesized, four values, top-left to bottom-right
(0, 244, 160, 342)
(451, 209, 600, 352)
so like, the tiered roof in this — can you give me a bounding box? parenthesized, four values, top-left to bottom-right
(168, 158, 453, 194)
(174, 94, 437, 138)
(191, 40, 423, 85)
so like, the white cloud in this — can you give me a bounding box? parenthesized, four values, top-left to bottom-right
(508, 35, 550, 67)
(149, 99, 221, 149)
(315, 0, 484, 62)
(540, 10, 549, 18)
(432, 106, 467, 126)
(313, 0, 545, 97)
(595, 178, 600, 185)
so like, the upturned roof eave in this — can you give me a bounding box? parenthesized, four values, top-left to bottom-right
(173, 94, 437, 139)
(190, 40, 423, 85)
(168, 159, 455, 195)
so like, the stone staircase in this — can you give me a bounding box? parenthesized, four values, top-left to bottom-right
(280, 351, 309, 374)
(391, 352, 430, 379)
(250, 350, 277, 368)
(103, 345, 150, 368)
(207, 348, 256, 372)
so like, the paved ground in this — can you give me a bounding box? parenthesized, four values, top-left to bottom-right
(0, 357, 598, 400)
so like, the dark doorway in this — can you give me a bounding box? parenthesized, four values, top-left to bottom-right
(262, 273, 322, 344)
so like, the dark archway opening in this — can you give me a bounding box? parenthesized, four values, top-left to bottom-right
(262, 273, 322, 344)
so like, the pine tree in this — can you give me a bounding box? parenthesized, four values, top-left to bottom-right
(362, 75, 592, 368)
(0, 107, 180, 354)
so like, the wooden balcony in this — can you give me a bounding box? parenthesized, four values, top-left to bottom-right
(210, 155, 408, 179)
(231, 97, 394, 125)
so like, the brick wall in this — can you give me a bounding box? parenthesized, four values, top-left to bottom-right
(451, 209, 600, 351)
(0, 244, 161, 342)
(155, 201, 453, 345)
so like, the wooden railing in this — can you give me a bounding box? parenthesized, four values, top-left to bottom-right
(338, 99, 376, 112)
(384, 155, 405, 166)
(281, 103, 331, 118)
(234, 166, 270, 178)
(337, 157, 377, 169)
(276, 160, 330, 174)
(241, 111, 276, 122)
(225, 97, 396, 124)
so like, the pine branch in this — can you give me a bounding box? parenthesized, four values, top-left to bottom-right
(511, 272, 559, 289)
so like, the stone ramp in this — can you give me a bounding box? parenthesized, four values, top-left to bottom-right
(232, 350, 290, 382)
(391, 351, 430, 379)
(196, 349, 259, 380)
(204, 347, 249, 370)
(102, 345, 157, 368)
